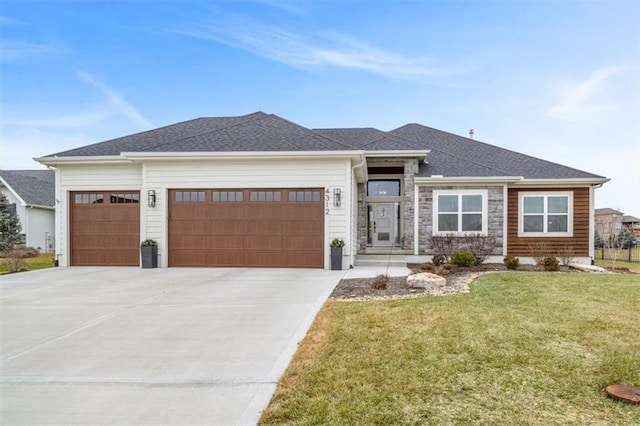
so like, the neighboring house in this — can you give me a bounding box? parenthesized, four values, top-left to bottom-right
(595, 208, 625, 239)
(0, 169, 56, 252)
(35, 112, 608, 268)
(622, 215, 640, 238)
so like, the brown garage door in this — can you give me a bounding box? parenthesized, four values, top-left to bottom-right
(70, 192, 140, 266)
(169, 189, 324, 268)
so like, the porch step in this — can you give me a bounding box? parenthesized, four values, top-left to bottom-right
(354, 255, 407, 268)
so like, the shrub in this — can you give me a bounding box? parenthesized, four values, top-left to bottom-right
(1, 256, 27, 273)
(330, 238, 345, 248)
(541, 256, 560, 271)
(529, 242, 552, 265)
(7, 246, 39, 258)
(419, 263, 433, 272)
(557, 246, 575, 266)
(430, 234, 456, 262)
(451, 250, 477, 267)
(503, 256, 520, 270)
(459, 233, 498, 264)
(431, 254, 446, 266)
(371, 274, 389, 290)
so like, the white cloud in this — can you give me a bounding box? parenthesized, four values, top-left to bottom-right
(545, 66, 624, 120)
(0, 40, 60, 63)
(176, 15, 456, 80)
(77, 71, 153, 129)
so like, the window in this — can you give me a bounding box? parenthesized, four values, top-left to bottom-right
(110, 193, 140, 204)
(74, 193, 105, 204)
(367, 180, 400, 197)
(213, 191, 243, 202)
(288, 190, 320, 202)
(249, 191, 282, 202)
(175, 191, 205, 202)
(433, 190, 487, 235)
(519, 192, 573, 236)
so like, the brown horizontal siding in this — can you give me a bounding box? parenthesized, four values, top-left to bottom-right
(507, 187, 590, 257)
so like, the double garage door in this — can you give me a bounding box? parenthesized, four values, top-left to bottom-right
(168, 188, 324, 268)
(70, 188, 324, 268)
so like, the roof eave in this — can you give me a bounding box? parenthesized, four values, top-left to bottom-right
(26, 203, 55, 210)
(415, 176, 523, 185)
(34, 155, 134, 166)
(365, 150, 429, 159)
(513, 177, 610, 186)
(120, 151, 366, 161)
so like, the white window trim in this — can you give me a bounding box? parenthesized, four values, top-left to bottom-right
(518, 191, 573, 237)
(432, 189, 488, 236)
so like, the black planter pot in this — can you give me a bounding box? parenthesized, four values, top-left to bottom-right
(141, 245, 158, 268)
(330, 247, 343, 270)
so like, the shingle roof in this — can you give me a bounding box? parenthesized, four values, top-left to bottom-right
(623, 215, 640, 222)
(390, 123, 605, 179)
(595, 208, 625, 216)
(0, 170, 55, 207)
(44, 111, 606, 180)
(49, 112, 349, 156)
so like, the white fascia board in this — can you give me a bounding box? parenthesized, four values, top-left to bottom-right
(34, 156, 133, 166)
(0, 177, 26, 206)
(365, 150, 429, 159)
(415, 176, 523, 185)
(512, 177, 610, 186)
(120, 150, 366, 162)
(25, 204, 55, 210)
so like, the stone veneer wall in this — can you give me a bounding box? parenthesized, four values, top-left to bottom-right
(417, 185, 504, 255)
(356, 158, 419, 253)
(402, 159, 419, 251)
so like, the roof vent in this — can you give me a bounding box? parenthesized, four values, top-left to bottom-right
(469, 129, 474, 139)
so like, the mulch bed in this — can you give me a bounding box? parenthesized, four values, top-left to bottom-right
(330, 263, 578, 301)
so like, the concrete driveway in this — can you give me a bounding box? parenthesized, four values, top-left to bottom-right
(0, 267, 343, 425)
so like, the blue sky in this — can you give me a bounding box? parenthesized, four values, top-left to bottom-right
(1, 1, 639, 215)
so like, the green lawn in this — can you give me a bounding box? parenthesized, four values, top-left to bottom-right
(0, 253, 55, 274)
(261, 273, 640, 425)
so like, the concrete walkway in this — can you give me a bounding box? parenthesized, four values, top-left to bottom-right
(0, 267, 346, 425)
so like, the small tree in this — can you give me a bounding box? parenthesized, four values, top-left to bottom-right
(0, 192, 23, 252)
(598, 222, 635, 267)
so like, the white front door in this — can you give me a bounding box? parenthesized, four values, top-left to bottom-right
(372, 203, 394, 248)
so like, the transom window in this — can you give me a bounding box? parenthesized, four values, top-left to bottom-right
(433, 190, 487, 235)
(213, 191, 243, 202)
(519, 192, 573, 236)
(288, 190, 321, 202)
(249, 191, 282, 202)
(175, 191, 205, 202)
(367, 180, 401, 197)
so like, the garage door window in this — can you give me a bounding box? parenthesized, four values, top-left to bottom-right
(75, 193, 104, 204)
(288, 190, 321, 202)
(213, 191, 244, 202)
(110, 193, 140, 204)
(175, 191, 205, 202)
(250, 191, 282, 202)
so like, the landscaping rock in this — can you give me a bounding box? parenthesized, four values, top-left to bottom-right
(407, 272, 446, 290)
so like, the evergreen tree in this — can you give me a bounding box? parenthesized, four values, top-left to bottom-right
(0, 191, 22, 251)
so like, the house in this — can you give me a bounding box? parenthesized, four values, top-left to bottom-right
(0, 169, 56, 252)
(595, 207, 625, 239)
(622, 215, 640, 238)
(35, 111, 608, 268)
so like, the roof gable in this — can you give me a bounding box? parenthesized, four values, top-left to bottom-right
(0, 170, 55, 207)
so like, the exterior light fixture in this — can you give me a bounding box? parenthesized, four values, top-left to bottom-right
(333, 188, 341, 207)
(147, 190, 156, 208)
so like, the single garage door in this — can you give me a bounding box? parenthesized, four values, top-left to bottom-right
(70, 191, 141, 266)
(169, 188, 324, 268)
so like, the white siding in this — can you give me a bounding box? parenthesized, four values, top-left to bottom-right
(145, 158, 351, 268)
(25, 208, 55, 251)
(54, 159, 352, 269)
(55, 164, 143, 266)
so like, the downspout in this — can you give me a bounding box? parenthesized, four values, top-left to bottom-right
(589, 182, 604, 263)
(349, 153, 367, 267)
